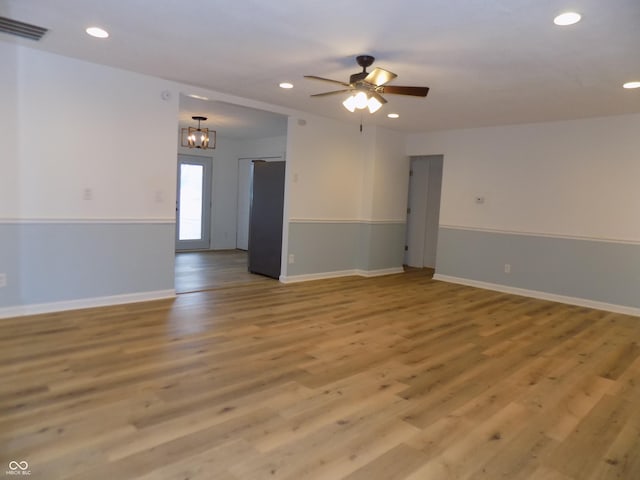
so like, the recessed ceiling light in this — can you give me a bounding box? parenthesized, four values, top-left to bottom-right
(279, 82, 294, 89)
(623, 81, 640, 89)
(553, 12, 581, 26)
(86, 26, 109, 38)
(387, 113, 399, 119)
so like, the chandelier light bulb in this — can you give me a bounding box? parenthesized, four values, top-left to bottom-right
(182, 116, 215, 149)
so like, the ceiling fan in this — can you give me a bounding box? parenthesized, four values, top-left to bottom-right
(305, 55, 429, 114)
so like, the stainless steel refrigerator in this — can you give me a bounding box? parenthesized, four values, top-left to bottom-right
(248, 161, 286, 279)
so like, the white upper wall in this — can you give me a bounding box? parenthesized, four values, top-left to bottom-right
(237, 136, 287, 160)
(7, 44, 384, 231)
(407, 114, 640, 241)
(209, 137, 241, 249)
(369, 127, 409, 221)
(12, 46, 179, 220)
(0, 42, 20, 219)
(286, 115, 365, 221)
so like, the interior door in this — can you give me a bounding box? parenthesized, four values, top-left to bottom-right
(176, 155, 212, 251)
(404, 155, 443, 268)
(423, 156, 443, 267)
(404, 158, 429, 266)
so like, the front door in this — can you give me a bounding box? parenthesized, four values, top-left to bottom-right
(176, 155, 212, 251)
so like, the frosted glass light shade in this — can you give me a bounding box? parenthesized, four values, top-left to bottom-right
(367, 96, 382, 113)
(354, 91, 368, 109)
(343, 95, 357, 112)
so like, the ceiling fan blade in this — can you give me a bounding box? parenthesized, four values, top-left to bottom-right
(380, 86, 429, 97)
(310, 89, 352, 97)
(370, 91, 387, 104)
(364, 67, 397, 86)
(304, 75, 351, 87)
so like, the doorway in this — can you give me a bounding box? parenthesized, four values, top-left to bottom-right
(404, 155, 444, 268)
(176, 154, 212, 251)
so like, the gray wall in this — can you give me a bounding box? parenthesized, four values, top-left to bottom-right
(286, 221, 405, 277)
(0, 222, 175, 309)
(437, 227, 640, 309)
(0, 224, 21, 308)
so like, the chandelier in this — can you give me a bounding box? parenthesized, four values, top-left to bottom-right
(181, 116, 215, 149)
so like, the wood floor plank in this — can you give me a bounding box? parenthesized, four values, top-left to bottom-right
(545, 393, 637, 478)
(1, 267, 639, 479)
(341, 443, 429, 480)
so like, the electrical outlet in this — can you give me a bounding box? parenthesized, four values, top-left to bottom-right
(83, 188, 93, 200)
(0, 273, 6, 288)
(288, 254, 295, 264)
(504, 263, 511, 274)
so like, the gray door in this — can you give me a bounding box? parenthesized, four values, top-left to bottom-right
(237, 156, 283, 251)
(405, 158, 429, 266)
(248, 161, 285, 278)
(404, 155, 443, 268)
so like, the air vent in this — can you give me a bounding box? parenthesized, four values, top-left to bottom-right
(0, 16, 48, 41)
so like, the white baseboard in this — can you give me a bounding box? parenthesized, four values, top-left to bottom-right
(0, 306, 25, 319)
(356, 267, 405, 277)
(280, 267, 404, 284)
(0, 289, 176, 319)
(433, 274, 640, 317)
(280, 270, 358, 283)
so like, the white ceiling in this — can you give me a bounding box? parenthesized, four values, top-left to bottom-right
(2, 0, 640, 135)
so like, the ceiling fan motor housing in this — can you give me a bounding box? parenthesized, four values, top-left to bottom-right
(351, 55, 375, 84)
(356, 55, 375, 69)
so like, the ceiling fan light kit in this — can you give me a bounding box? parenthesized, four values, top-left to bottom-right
(305, 55, 429, 114)
(342, 90, 383, 113)
(181, 115, 216, 149)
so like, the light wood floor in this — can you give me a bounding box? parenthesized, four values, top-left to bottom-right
(175, 250, 272, 293)
(1, 270, 639, 479)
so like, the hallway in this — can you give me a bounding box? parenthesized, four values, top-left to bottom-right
(175, 250, 273, 293)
